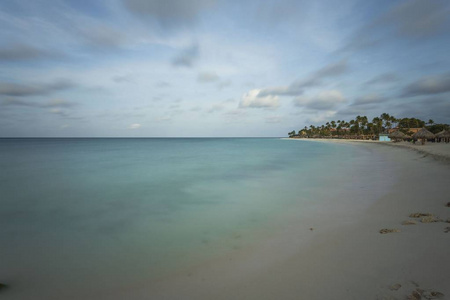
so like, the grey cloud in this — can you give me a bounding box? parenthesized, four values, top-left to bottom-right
(123, 0, 215, 28)
(402, 73, 450, 97)
(365, 73, 399, 85)
(0, 79, 75, 97)
(0, 43, 52, 61)
(172, 44, 199, 67)
(217, 80, 231, 90)
(259, 60, 348, 97)
(312, 59, 348, 80)
(381, 0, 450, 38)
(197, 71, 219, 83)
(156, 81, 171, 88)
(342, 0, 450, 52)
(265, 116, 282, 124)
(351, 94, 388, 106)
(1, 98, 38, 107)
(207, 103, 225, 113)
(49, 108, 71, 117)
(79, 25, 127, 49)
(42, 99, 77, 108)
(293, 90, 346, 111)
(259, 85, 304, 97)
(253, 1, 310, 25)
(113, 75, 133, 83)
(336, 106, 374, 117)
(391, 96, 450, 122)
(1, 97, 77, 108)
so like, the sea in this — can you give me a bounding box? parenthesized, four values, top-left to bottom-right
(0, 138, 393, 299)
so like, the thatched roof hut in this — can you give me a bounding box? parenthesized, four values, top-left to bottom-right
(412, 128, 435, 145)
(388, 130, 407, 142)
(436, 130, 450, 138)
(436, 130, 450, 143)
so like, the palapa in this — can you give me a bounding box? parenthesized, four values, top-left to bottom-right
(412, 128, 435, 145)
(388, 130, 407, 142)
(436, 130, 450, 138)
(436, 130, 450, 143)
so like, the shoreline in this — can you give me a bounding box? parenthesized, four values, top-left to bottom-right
(286, 138, 450, 163)
(112, 140, 450, 299)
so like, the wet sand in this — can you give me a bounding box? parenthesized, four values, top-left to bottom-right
(114, 140, 450, 299)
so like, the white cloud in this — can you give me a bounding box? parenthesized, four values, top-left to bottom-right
(239, 89, 279, 109)
(293, 90, 346, 110)
(128, 123, 141, 129)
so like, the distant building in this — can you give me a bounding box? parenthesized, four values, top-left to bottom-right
(379, 133, 391, 142)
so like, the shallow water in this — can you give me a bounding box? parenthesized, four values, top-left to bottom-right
(0, 138, 389, 299)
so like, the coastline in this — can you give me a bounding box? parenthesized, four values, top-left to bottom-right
(106, 139, 450, 300)
(287, 138, 450, 163)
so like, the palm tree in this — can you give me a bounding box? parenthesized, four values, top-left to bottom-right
(372, 117, 383, 135)
(380, 113, 391, 130)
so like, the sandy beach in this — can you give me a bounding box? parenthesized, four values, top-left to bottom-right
(119, 140, 450, 300)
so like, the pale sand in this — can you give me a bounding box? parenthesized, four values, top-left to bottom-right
(114, 140, 450, 300)
(298, 138, 450, 162)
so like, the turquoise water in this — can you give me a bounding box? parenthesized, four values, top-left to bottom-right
(0, 138, 384, 299)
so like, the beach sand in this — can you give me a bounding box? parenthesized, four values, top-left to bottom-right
(112, 140, 450, 300)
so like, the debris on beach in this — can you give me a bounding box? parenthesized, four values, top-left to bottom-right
(389, 283, 402, 291)
(379, 228, 400, 234)
(420, 216, 442, 223)
(409, 213, 432, 218)
(444, 227, 450, 233)
(402, 220, 417, 225)
(0, 283, 8, 291)
(309, 227, 314, 231)
(421, 290, 445, 299)
(405, 286, 445, 300)
(407, 290, 422, 300)
(445, 202, 450, 207)
(383, 281, 444, 300)
(428, 291, 445, 299)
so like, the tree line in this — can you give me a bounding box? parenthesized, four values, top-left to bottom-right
(288, 113, 449, 138)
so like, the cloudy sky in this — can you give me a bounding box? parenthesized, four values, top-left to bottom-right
(1, 0, 450, 137)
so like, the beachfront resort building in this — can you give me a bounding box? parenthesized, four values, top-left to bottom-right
(379, 133, 391, 142)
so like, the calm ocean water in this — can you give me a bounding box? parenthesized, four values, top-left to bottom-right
(0, 138, 389, 299)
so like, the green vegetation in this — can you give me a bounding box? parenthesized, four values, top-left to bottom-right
(288, 113, 449, 138)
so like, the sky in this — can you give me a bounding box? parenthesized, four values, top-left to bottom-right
(0, 0, 450, 137)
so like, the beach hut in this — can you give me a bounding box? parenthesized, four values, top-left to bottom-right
(412, 128, 435, 145)
(388, 131, 407, 142)
(378, 133, 390, 142)
(436, 130, 450, 143)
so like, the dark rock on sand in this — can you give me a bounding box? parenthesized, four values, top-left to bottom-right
(444, 227, 450, 233)
(0, 283, 8, 291)
(379, 228, 400, 234)
(446, 202, 450, 207)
